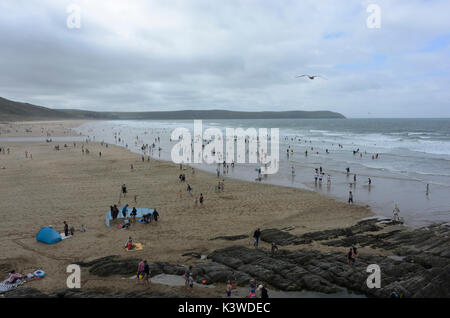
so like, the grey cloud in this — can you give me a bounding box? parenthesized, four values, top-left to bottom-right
(0, 0, 449, 117)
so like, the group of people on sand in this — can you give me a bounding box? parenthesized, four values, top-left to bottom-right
(111, 204, 159, 227)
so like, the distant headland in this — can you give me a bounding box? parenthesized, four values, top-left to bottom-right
(0, 96, 346, 121)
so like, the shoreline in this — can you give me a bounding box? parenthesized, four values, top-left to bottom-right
(73, 119, 448, 228)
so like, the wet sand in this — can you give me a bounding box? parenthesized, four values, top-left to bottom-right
(0, 120, 373, 296)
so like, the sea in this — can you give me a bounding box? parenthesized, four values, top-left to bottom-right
(74, 118, 450, 227)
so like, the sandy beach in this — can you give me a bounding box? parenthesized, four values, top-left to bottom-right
(0, 120, 377, 296)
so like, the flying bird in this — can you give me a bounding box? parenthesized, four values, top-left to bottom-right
(295, 75, 327, 80)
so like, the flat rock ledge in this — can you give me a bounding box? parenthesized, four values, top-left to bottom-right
(3, 222, 449, 298)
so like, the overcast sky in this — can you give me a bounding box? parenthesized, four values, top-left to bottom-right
(1, 0, 449, 117)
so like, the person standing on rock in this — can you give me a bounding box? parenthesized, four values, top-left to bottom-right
(143, 260, 151, 286)
(271, 242, 278, 256)
(393, 204, 401, 222)
(137, 260, 145, 284)
(352, 246, 358, 259)
(184, 265, 193, 289)
(253, 228, 261, 248)
(347, 248, 355, 266)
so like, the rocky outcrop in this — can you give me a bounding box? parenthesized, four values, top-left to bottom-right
(260, 219, 386, 246)
(5, 222, 449, 298)
(208, 244, 450, 298)
(76, 255, 252, 287)
(324, 223, 450, 259)
(76, 255, 140, 277)
(210, 234, 249, 241)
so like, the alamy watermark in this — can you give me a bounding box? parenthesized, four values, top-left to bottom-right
(66, 264, 81, 288)
(66, 4, 81, 29)
(170, 120, 280, 174)
(366, 264, 381, 289)
(366, 4, 381, 29)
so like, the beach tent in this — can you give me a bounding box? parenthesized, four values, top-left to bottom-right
(36, 227, 62, 244)
(106, 207, 155, 227)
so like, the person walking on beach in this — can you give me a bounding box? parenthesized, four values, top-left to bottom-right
(253, 228, 261, 248)
(348, 191, 353, 204)
(121, 184, 127, 198)
(63, 221, 69, 237)
(199, 193, 204, 205)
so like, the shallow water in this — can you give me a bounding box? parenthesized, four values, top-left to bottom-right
(74, 119, 450, 227)
(129, 274, 366, 298)
(0, 136, 86, 142)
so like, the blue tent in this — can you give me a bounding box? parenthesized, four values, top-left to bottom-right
(36, 227, 62, 244)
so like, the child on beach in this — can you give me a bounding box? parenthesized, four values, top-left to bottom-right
(226, 281, 233, 297)
(348, 191, 353, 204)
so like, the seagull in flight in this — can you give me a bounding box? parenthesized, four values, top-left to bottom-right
(295, 74, 327, 80)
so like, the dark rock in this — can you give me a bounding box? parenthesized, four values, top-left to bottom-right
(207, 241, 450, 298)
(260, 219, 385, 246)
(182, 252, 202, 259)
(210, 234, 249, 241)
(2, 287, 48, 298)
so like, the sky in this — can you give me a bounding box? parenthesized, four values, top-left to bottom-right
(0, 0, 449, 118)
